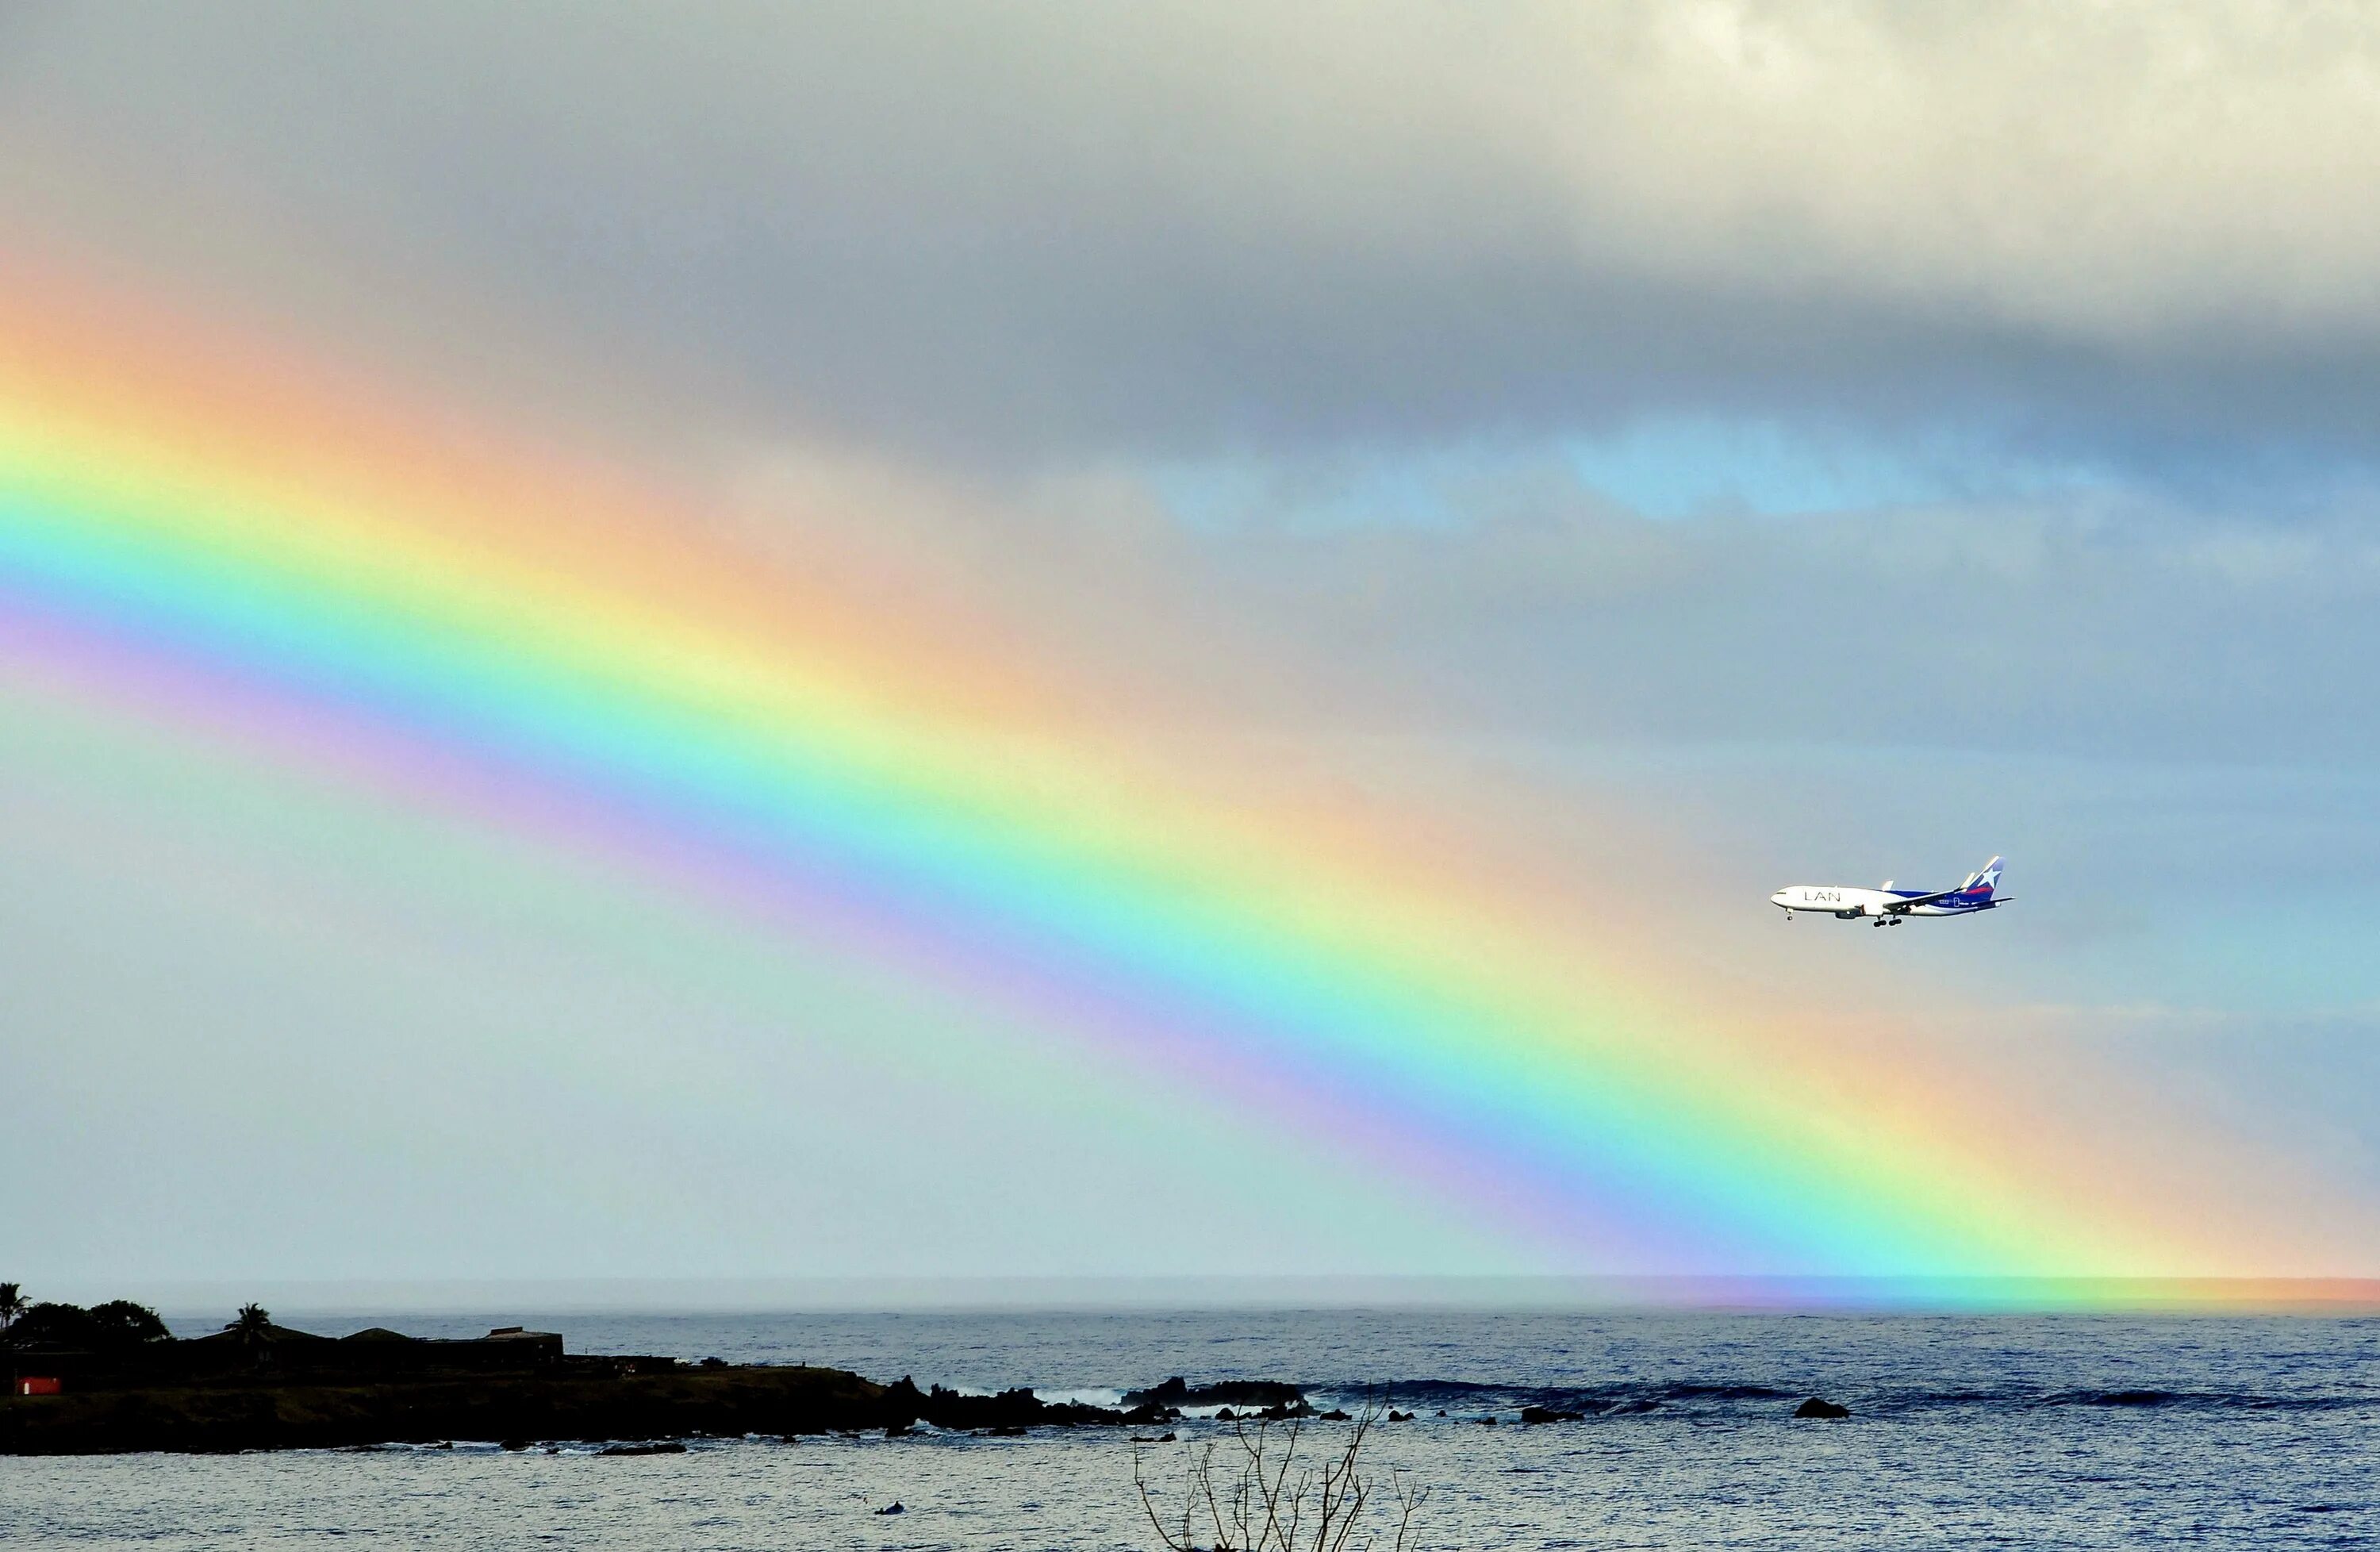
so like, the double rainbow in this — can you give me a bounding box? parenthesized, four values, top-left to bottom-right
(0, 277, 2333, 1295)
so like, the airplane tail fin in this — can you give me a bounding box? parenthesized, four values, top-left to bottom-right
(1963, 856, 2004, 900)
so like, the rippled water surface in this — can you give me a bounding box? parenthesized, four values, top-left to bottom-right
(9, 1309, 2378, 1548)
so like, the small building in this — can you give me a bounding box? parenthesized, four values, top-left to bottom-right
(481, 1327, 562, 1350)
(15, 1376, 62, 1396)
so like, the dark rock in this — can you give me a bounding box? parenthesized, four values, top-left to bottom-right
(920, 1383, 1119, 1433)
(1386, 1410, 1411, 1422)
(1315, 1409, 1353, 1422)
(1518, 1408, 1583, 1425)
(874, 1501, 904, 1516)
(598, 1441, 687, 1456)
(1793, 1397, 1850, 1419)
(1476, 1416, 1497, 1426)
(986, 1425, 1027, 1437)
(1122, 1378, 1306, 1410)
(500, 1439, 530, 1451)
(1213, 1408, 1236, 1421)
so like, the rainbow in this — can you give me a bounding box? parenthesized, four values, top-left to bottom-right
(0, 274, 2350, 1297)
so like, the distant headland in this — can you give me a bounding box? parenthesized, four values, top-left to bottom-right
(0, 1292, 1189, 1455)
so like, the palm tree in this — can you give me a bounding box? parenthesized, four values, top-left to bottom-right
(225, 1303, 274, 1367)
(0, 1283, 25, 1341)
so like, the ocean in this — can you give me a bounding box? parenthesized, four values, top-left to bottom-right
(6, 1308, 2377, 1549)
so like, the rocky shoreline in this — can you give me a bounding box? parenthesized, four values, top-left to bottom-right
(0, 1303, 1200, 1456)
(2, 1303, 1867, 1456)
(0, 1365, 1185, 1456)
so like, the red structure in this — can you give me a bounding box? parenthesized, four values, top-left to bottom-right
(15, 1377, 62, 1396)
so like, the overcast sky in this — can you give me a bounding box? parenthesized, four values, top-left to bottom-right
(4, 2, 2378, 1288)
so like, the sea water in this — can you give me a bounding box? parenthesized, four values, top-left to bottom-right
(6, 1308, 2377, 1549)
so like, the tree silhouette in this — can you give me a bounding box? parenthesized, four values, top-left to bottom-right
(4, 1300, 169, 1352)
(225, 1303, 274, 1367)
(0, 1283, 25, 1342)
(88, 1300, 171, 1346)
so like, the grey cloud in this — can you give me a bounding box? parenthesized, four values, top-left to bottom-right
(11, 3, 2380, 473)
(971, 463, 2380, 766)
(714, 441, 2380, 770)
(13, 3, 2380, 1281)
(1271, 497, 2380, 762)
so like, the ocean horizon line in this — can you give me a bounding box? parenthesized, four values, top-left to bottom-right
(47, 1273, 2380, 1318)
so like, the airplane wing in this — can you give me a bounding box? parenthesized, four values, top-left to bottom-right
(1878, 887, 1974, 912)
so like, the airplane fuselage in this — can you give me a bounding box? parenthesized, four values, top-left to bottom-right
(1768, 885, 1992, 919)
(1772, 858, 2005, 924)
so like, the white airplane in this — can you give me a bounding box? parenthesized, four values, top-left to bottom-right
(1771, 857, 2007, 926)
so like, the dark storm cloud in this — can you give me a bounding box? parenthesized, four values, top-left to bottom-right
(10, 2, 2380, 476)
(7, 0, 2375, 771)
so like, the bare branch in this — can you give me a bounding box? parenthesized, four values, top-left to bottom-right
(1132, 1393, 1424, 1552)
